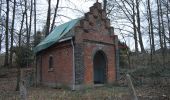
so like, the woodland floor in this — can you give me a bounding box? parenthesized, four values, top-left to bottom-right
(0, 68, 170, 100)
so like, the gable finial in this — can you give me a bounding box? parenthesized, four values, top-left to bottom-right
(96, 0, 98, 2)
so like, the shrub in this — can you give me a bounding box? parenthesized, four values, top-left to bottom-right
(14, 46, 34, 68)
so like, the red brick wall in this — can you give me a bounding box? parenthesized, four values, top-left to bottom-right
(40, 42, 73, 86)
(82, 33, 116, 85)
(74, 27, 116, 85)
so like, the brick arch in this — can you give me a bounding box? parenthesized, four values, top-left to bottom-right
(92, 49, 108, 84)
(92, 48, 108, 61)
(92, 49, 108, 63)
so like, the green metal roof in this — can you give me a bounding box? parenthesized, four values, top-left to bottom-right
(34, 18, 81, 53)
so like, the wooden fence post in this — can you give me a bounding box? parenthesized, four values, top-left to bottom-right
(20, 69, 27, 100)
(126, 74, 138, 100)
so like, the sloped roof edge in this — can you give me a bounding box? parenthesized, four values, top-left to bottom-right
(33, 18, 81, 53)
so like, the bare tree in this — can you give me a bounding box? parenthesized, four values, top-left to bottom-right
(19, 1, 26, 47)
(45, 0, 51, 36)
(147, 0, 155, 54)
(0, 34, 1, 52)
(24, 0, 29, 46)
(136, 0, 145, 53)
(0, 0, 2, 53)
(156, 0, 167, 67)
(161, 0, 170, 43)
(167, 0, 170, 45)
(159, 0, 167, 49)
(132, 0, 139, 53)
(146, 0, 153, 67)
(4, 0, 9, 67)
(9, 0, 16, 67)
(50, 0, 59, 32)
(16, 0, 26, 91)
(114, 0, 139, 53)
(34, 0, 36, 46)
(28, 0, 33, 47)
(103, 0, 107, 11)
(157, 0, 163, 50)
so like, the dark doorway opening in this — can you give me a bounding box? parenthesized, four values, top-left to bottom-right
(93, 51, 107, 84)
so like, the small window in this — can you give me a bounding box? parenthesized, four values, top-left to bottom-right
(49, 55, 53, 70)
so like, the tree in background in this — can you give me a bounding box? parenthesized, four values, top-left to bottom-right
(0, 0, 2, 53)
(103, 0, 107, 11)
(34, 31, 43, 47)
(4, 0, 9, 67)
(27, 0, 33, 47)
(156, 0, 164, 51)
(135, 0, 145, 53)
(18, 0, 26, 47)
(45, 0, 51, 36)
(50, 0, 59, 32)
(9, 0, 16, 67)
(166, 0, 170, 45)
(111, 0, 140, 53)
(147, 0, 155, 54)
(119, 41, 130, 68)
(14, 45, 34, 90)
(0, 34, 2, 52)
(34, 0, 37, 47)
(159, 0, 167, 49)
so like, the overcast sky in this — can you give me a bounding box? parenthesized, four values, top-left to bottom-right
(36, 0, 103, 31)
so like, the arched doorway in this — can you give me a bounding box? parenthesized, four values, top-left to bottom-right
(93, 50, 107, 84)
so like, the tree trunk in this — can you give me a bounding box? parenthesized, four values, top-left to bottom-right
(157, 0, 163, 50)
(16, 2, 26, 90)
(167, 0, 170, 45)
(132, 0, 138, 53)
(103, 0, 107, 11)
(25, 0, 29, 46)
(10, 0, 16, 67)
(136, 0, 145, 53)
(0, 0, 2, 53)
(16, 65, 21, 91)
(159, 0, 167, 49)
(19, 10, 25, 47)
(34, 0, 37, 47)
(45, 0, 51, 36)
(0, 34, 2, 53)
(148, 0, 155, 54)
(157, 0, 165, 67)
(4, 0, 9, 67)
(147, 3, 153, 67)
(28, 0, 33, 47)
(50, 0, 59, 32)
(160, 0, 166, 67)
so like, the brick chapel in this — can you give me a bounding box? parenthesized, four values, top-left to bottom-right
(34, 2, 119, 90)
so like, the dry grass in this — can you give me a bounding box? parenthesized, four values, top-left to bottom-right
(27, 86, 129, 100)
(0, 68, 130, 100)
(0, 84, 129, 100)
